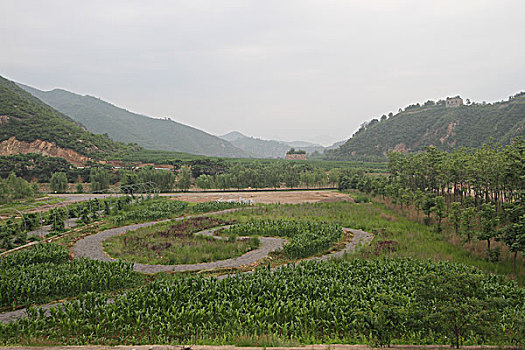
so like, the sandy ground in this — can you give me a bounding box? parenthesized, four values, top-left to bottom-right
(163, 190, 353, 204)
(26, 190, 353, 209)
(3, 190, 350, 219)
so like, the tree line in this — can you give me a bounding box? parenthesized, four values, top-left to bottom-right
(339, 139, 525, 270)
(0, 160, 357, 198)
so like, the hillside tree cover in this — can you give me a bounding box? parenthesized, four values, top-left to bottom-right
(17, 83, 249, 158)
(327, 92, 525, 161)
(0, 154, 79, 183)
(0, 76, 139, 159)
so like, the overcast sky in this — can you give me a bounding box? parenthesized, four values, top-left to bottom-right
(2, 0, 524, 145)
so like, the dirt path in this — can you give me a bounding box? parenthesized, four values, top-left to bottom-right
(73, 222, 286, 273)
(72, 217, 371, 274)
(0, 209, 373, 325)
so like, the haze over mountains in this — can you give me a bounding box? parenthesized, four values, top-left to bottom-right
(220, 131, 328, 158)
(1, 76, 522, 163)
(19, 83, 343, 159)
(18, 84, 249, 158)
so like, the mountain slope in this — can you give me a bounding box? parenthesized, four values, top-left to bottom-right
(279, 140, 325, 154)
(19, 84, 249, 158)
(0, 75, 136, 163)
(221, 133, 290, 158)
(327, 94, 525, 160)
(220, 131, 326, 158)
(220, 131, 247, 142)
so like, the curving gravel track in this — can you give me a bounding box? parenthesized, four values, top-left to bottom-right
(1, 211, 373, 324)
(74, 223, 285, 274)
(72, 210, 287, 273)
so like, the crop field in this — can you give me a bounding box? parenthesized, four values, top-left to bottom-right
(217, 201, 525, 283)
(0, 192, 524, 348)
(0, 244, 141, 309)
(1, 258, 524, 346)
(224, 219, 342, 259)
(110, 199, 188, 225)
(189, 201, 248, 214)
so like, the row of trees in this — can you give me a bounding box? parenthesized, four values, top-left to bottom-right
(0, 173, 36, 203)
(339, 141, 524, 270)
(387, 140, 524, 206)
(45, 162, 341, 194)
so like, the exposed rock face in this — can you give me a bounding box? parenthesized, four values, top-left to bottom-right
(0, 137, 92, 166)
(440, 121, 457, 145)
(391, 143, 410, 153)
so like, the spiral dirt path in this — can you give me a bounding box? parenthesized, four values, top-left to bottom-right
(73, 222, 372, 273)
(72, 211, 288, 273)
(1, 211, 373, 324)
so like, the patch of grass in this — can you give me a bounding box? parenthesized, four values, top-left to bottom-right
(0, 196, 60, 217)
(217, 201, 525, 285)
(103, 217, 260, 265)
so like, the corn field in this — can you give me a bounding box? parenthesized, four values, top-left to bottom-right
(189, 201, 247, 214)
(1, 258, 523, 346)
(225, 219, 342, 259)
(0, 244, 141, 308)
(111, 199, 188, 225)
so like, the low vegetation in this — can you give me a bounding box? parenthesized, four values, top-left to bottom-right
(225, 219, 342, 259)
(219, 201, 525, 284)
(189, 201, 248, 214)
(0, 244, 141, 309)
(109, 198, 188, 225)
(1, 258, 523, 347)
(104, 217, 259, 265)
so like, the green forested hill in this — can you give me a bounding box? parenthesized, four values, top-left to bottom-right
(327, 93, 525, 160)
(18, 84, 250, 158)
(0, 76, 136, 159)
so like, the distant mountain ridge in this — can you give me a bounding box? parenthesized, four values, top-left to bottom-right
(326, 93, 525, 161)
(219, 131, 327, 158)
(0, 75, 136, 164)
(18, 84, 249, 158)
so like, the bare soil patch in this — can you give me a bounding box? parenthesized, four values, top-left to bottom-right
(165, 190, 352, 205)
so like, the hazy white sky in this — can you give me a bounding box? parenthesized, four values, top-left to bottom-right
(2, 0, 524, 145)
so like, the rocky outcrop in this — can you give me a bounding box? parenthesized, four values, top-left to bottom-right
(390, 143, 410, 154)
(0, 137, 91, 166)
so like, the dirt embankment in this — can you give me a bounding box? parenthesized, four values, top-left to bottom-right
(0, 136, 91, 166)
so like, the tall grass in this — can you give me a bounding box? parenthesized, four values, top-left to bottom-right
(218, 201, 525, 285)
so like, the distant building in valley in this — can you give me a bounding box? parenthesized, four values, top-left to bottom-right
(285, 148, 307, 160)
(286, 153, 307, 160)
(446, 96, 463, 108)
